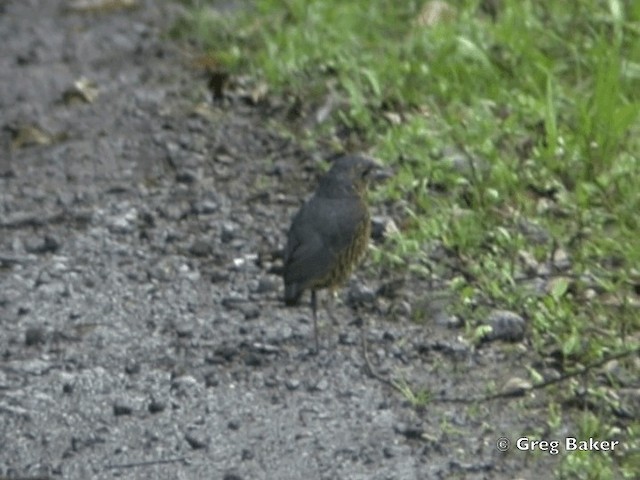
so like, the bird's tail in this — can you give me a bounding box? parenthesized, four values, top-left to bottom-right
(284, 283, 303, 306)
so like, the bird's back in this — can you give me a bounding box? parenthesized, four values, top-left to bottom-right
(283, 192, 370, 305)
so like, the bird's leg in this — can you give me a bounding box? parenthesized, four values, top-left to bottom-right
(311, 289, 319, 353)
(325, 289, 339, 325)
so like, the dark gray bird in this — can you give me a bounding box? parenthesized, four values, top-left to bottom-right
(283, 155, 383, 351)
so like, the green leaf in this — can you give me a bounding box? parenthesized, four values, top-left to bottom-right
(550, 277, 569, 301)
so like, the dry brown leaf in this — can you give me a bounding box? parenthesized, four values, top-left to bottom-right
(10, 125, 54, 149)
(414, 1, 457, 28)
(61, 77, 100, 104)
(66, 0, 137, 13)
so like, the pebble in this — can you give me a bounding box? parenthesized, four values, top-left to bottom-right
(223, 472, 243, 480)
(185, 432, 209, 450)
(285, 378, 300, 391)
(24, 234, 61, 254)
(113, 402, 133, 416)
(148, 400, 166, 414)
(370, 215, 399, 241)
(483, 309, 526, 342)
(25, 326, 46, 346)
(189, 239, 211, 257)
(254, 276, 279, 294)
(347, 283, 376, 306)
(394, 422, 425, 439)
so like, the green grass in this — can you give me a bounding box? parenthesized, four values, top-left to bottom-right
(173, 0, 640, 476)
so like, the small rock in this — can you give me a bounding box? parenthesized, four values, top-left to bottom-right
(517, 219, 551, 245)
(263, 375, 278, 388)
(113, 403, 133, 416)
(125, 363, 141, 375)
(371, 216, 400, 241)
(215, 154, 235, 165)
(241, 449, 254, 461)
(232, 254, 258, 270)
(185, 432, 208, 450)
(204, 371, 219, 387)
(25, 326, 46, 346)
(35, 270, 53, 286)
(147, 262, 174, 282)
(441, 145, 489, 175)
(227, 420, 240, 430)
(553, 248, 571, 270)
(376, 278, 405, 299)
(189, 239, 211, 257)
(176, 169, 198, 184)
(483, 309, 526, 342)
(394, 422, 425, 439)
(244, 353, 262, 367)
(239, 304, 260, 320)
(221, 296, 245, 309)
(347, 283, 376, 306)
(170, 375, 200, 396)
(254, 277, 279, 294)
(251, 342, 282, 354)
(208, 345, 238, 363)
(175, 323, 194, 338)
(285, 379, 300, 391)
(419, 340, 471, 361)
(0, 288, 20, 306)
(501, 377, 532, 396)
(108, 208, 138, 234)
(614, 388, 640, 419)
(223, 472, 243, 480)
(209, 268, 230, 283)
(139, 210, 155, 227)
(434, 312, 462, 329)
(307, 378, 329, 392)
(220, 222, 236, 243)
(389, 300, 412, 319)
(383, 445, 401, 458)
(0, 166, 15, 178)
(518, 249, 539, 275)
(338, 332, 358, 346)
(25, 234, 61, 254)
(17, 358, 53, 375)
(194, 199, 219, 214)
(162, 203, 190, 221)
(148, 400, 166, 414)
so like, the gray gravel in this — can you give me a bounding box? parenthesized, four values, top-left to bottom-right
(1, 1, 561, 479)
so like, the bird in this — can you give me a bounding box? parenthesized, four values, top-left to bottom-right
(282, 154, 383, 352)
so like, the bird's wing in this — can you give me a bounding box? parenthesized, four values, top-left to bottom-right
(283, 195, 367, 289)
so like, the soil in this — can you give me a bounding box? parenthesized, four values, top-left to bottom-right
(1, 1, 565, 478)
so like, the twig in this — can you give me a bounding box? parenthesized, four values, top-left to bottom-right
(362, 323, 640, 404)
(0, 477, 52, 480)
(360, 319, 404, 394)
(430, 346, 640, 403)
(104, 457, 187, 470)
(473, 346, 640, 402)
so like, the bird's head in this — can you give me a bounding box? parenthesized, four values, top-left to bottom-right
(322, 155, 391, 196)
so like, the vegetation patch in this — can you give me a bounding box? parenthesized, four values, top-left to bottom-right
(173, 1, 640, 477)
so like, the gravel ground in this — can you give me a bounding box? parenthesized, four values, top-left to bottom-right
(1, 1, 564, 478)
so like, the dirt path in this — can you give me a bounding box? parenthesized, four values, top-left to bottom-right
(1, 1, 559, 478)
